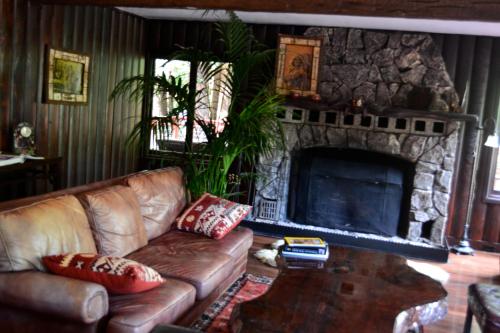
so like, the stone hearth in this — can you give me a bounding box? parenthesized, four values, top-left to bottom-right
(251, 27, 462, 248)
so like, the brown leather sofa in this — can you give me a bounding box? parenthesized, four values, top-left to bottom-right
(0, 167, 253, 333)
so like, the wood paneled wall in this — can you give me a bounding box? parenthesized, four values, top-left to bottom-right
(0, 1, 145, 189)
(432, 35, 500, 247)
(147, 20, 500, 247)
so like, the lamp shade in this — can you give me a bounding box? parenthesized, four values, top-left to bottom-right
(484, 133, 500, 148)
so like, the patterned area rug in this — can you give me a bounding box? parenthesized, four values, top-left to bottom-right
(191, 274, 274, 333)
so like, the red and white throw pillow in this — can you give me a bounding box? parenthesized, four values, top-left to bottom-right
(43, 253, 164, 294)
(176, 193, 252, 240)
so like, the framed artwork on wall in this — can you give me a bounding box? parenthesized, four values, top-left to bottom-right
(44, 48, 90, 104)
(275, 35, 322, 98)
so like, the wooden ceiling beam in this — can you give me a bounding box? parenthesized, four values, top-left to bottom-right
(34, 0, 500, 23)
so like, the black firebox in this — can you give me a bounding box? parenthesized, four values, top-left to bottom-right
(288, 148, 414, 237)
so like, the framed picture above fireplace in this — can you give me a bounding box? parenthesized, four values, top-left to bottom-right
(275, 35, 321, 98)
(44, 47, 90, 105)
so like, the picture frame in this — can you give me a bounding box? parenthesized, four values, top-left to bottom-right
(275, 35, 322, 98)
(44, 47, 90, 104)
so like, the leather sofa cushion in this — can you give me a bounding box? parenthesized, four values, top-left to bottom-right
(79, 185, 147, 257)
(0, 195, 97, 272)
(127, 245, 233, 300)
(126, 167, 187, 240)
(108, 278, 196, 333)
(150, 227, 254, 259)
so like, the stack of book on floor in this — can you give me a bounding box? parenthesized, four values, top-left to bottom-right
(281, 237, 329, 266)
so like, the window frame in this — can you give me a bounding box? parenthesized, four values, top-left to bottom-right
(147, 57, 231, 154)
(147, 58, 195, 153)
(484, 147, 500, 203)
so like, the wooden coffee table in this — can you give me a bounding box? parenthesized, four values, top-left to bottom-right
(230, 246, 447, 333)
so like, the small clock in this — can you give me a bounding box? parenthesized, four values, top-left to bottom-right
(14, 122, 35, 155)
(20, 126, 32, 138)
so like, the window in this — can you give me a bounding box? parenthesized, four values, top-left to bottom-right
(195, 62, 231, 143)
(150, 59, 231, 151)
(151, 60, 190, 149)
(485, 148, 500, 202)
(494, 152, 500, 191)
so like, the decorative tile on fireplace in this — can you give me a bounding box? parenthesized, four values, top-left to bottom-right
(279, 107, 448, 137)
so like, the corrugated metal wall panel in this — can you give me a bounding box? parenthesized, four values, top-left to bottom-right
(0, 1, 145, 193)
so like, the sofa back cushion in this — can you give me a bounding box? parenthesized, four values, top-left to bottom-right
(126, 167, 187, 240)
(79, 185, 147, 257)
(0, 195, 97, 272)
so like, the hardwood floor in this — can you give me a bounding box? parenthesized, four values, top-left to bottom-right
(246, 235, 500, 333)
(422, 251, 499, 333)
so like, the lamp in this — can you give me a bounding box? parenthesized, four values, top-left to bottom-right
(481, 118, 497, 148)
(484, 131, 499, 148)
(452, 118, 497, 255)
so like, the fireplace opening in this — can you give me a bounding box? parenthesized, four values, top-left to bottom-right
(288, 148, 415, 238)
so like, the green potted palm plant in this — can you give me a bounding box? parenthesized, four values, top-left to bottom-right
(111, 12, 284, 199)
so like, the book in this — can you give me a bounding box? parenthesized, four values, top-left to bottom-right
(285, 259, 325, 269)
(0, 154, 44, 167)
(282, 245, 327, 255)
(282, 246, 329, 261)
(0, 154, 25, 167)
(284, 237, 326, 247)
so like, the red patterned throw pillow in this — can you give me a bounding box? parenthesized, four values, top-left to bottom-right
(176, 193, 252, 240)
(43, 253, 164, 294)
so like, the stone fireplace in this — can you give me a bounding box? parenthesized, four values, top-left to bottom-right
(250, 27, 462, 252)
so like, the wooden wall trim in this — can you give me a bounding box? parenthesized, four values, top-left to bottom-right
(37, 0, 500, 23)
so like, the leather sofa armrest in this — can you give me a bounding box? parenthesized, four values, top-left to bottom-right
(0, 271, 108, 323)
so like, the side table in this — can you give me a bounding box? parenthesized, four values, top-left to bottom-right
(0, 157, 62, 201)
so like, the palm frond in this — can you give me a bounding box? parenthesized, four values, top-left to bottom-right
(215, 13, 253, 62)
